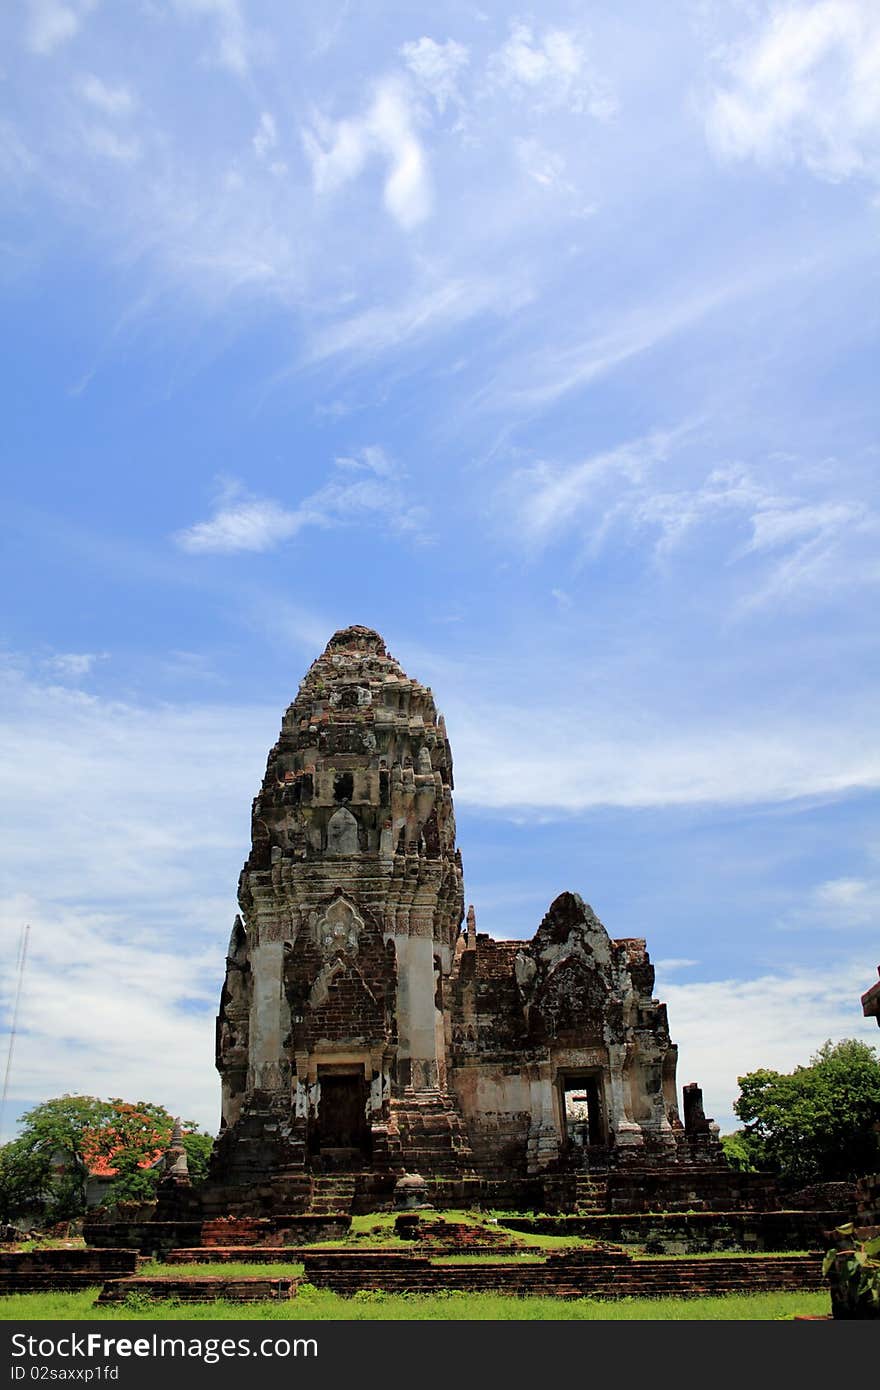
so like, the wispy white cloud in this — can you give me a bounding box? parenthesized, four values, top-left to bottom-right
(814, 875, 878, 921)
(627, 464, 772, 557)
(252, 111, 277, 160)
(400, 36, 469, 113)
(737, 498, 880, 610)
(488, 21, 617, 119)
(706, 0, 880, 181)
(171, 0, 253, 77)
(333, 444, 397, 478)
(251, 110, 287, 176)
(447, 694, 880, 811)
(0, 122, 38, 184)
(43, 651, 105, 680)
(505, 425, 878, 609)
(25, 0, 97, 56)
(311, 476, 429, 539)
(744, 498, 865, 553)
(175, 452, 429, 555)
(175, 490, 315, 554)
(81, 125, 140, 164)
(514, 137, 573, 192)
(506, 426, 686, 551)
(550, 587, 572, 609)
(77, 73, 134, 117)
(777, 874, 880, 931)
(305, 273, 525, 364)
(484, 280, 740, 413)
(302, 77, 432, 229)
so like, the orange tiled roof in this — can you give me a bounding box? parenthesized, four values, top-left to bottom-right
(83, 1143, 165, 1178)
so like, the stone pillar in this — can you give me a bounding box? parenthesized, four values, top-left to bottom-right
(526, 1065, 559, 1173)
(683, 1082, 710, 1134)
(642, 1051, 676, 1140)
(394, 929, 440, 1089)
(220, 1078, 244, 1130)
(606, 1042, 643, 1148)
(248, 937, 287, 1092)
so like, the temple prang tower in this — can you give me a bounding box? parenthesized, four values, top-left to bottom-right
(208, 625, 720, 1209)
(213, 625, 472, 1195)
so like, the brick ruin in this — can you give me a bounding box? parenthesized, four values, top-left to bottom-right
(205, 625, 724, 1210)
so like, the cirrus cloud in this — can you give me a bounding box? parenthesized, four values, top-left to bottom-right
(706, 0, 880, 181)
(302, 77, 432, 230)
(175, 449, 429, 555)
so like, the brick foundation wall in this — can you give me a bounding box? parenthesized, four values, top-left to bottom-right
(97, 1276, 297, 1304)
(84, 1220, 203, 1256)
(299, 1247, 823, 1298)
(0, 1248, 140, 1293)
(202, 1215, 350, 1246)
(497, 1210, 843, 1253)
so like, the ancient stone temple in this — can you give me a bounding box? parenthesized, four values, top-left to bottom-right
(208, 626, 719, 1210)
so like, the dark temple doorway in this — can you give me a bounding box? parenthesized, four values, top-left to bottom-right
(312, 1068, 370, 1169)
(560, 1073, 607, 1157)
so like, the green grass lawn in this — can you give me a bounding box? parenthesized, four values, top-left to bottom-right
(428, 1253, 547, 1264)
(139, 1261, 306, 1278)
(0, 1286, 831, 1321)
(332, 1210, 588, 1250)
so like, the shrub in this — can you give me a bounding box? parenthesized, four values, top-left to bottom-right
(823, 1222, 880, 1320)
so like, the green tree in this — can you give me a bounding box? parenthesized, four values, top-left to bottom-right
(103, 1148, 163, 1206)
(0, 1094, 213, 1220)
(734, 1038, 880, 1185)
(3, 1095, 112, 1219)
(719, 1130, 758, 1172)
(0, 1138, 53, 1224)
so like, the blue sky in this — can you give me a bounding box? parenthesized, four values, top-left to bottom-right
(1, 0, 879, 1136)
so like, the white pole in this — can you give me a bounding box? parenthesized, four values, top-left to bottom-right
(0, 924, 30, 1145)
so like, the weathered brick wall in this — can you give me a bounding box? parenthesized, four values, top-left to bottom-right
(606, 1166, 779, 1212)
(84, 1219, 203, 1255)
(201, 1214, 350, 1247)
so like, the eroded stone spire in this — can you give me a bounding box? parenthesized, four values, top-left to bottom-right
(213, 626, 469, 1187)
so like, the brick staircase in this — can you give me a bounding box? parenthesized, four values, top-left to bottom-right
(390, 1089, 475, 1175)
(201, 1217, 265, 1247)
(308, 1174, 357, 1215)
(574, 1174, 609, 1213)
